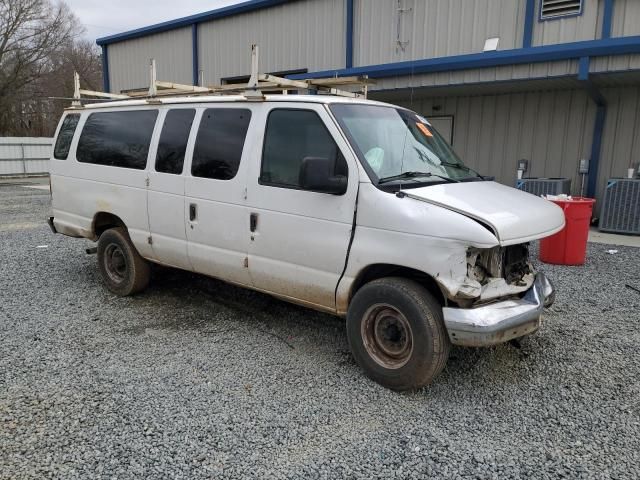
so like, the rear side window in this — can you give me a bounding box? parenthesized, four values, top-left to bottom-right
(260, 109, 347, 189)
(192, 108, 251, 180)
(155, 109, 195, 174)
(53, 114, 80, 160)
(77, 110, 158, 169)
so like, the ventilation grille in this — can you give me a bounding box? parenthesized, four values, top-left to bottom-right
(599, 179, 640, 235)
(541, 0, 582, 19)
(516, 178, 572, 197)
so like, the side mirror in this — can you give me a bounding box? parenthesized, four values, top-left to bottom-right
(299, 157, 347, 195)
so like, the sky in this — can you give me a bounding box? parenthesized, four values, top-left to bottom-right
(63, 0, 241, 44)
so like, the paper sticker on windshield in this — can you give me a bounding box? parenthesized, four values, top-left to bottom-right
(416, 122, 433, 137)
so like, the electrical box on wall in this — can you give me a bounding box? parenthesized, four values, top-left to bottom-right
(579, 159, 589, 174)
(517, 159, 529, 173)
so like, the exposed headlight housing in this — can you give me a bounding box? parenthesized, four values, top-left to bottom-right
(449, 244, 535, 306)
(467, 244, 531, 287)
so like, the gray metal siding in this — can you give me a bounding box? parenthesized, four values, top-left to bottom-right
(532, 0, 603, 46)
(598, 86, 640, 202)
(372, 60, 579, 91)
(107, 28, 193, 93)
(384, 90, 595, 193)
(354, 0, 526, 67)
(611, 0, 640, 37)
(197, 0, 345, 85)
(590, 54, 640, 73)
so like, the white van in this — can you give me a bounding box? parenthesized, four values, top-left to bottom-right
(48, 94, 563, 390)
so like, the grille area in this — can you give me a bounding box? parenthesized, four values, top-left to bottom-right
(468, 244, 531, 286)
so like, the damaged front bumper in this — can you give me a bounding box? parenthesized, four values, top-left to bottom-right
(442, 273, 555, 347)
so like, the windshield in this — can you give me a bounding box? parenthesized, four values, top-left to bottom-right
(330, 104, 480, 186)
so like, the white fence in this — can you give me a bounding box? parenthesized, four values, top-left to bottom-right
(0, 137, 52, 176)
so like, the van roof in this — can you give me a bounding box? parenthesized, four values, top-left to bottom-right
(71, 94, 392, 111)
(67, 95, 391, 110)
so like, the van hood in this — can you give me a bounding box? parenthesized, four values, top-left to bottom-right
(403, 181, 565, 245)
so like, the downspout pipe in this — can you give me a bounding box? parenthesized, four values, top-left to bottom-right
(101, 45, 110, 93)
(523, 0, 535, 48)
(576, 2, 614, 198)
(602, 0, 614, 39)
(192, 24, 199, 86)
(578, 56, 606, 199)
(346, 0, 354, 68)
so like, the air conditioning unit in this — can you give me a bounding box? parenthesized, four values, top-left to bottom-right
(515, 178, 572, 197)
(599, 178, 640, 235)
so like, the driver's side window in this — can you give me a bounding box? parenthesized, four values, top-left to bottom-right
(260, 108, 347, 189)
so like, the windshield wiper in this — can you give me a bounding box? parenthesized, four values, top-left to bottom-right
(439, 161, 485, 180)
(378, 171, 459, 185)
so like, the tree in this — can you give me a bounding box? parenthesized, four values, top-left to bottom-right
(0, 0, 92, 136)
(43, 39, 103, 108)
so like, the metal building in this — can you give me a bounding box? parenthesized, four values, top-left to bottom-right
(96, 0, 640, 209)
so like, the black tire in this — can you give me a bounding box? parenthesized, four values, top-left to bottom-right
(346, 277, 450, 391)
(97, 227, 150, 296)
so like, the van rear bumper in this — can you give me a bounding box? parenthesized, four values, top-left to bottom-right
(47, 216, 57, 234)
(442, 273, 555, 347)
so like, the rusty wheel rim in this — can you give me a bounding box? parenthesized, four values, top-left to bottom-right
(361, 304, 413, 369)
(104, 243, 127, 284)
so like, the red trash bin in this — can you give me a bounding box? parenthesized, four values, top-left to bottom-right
(539, 197, 596, 265)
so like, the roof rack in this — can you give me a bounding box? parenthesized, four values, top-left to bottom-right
(71, 72, 130, 106)
(72, 45, 373, 106)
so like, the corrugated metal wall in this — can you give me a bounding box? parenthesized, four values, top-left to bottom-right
(599, 86, 640, 198)
(108, 27, 193, 93)
(531, 0, 603, 46)
(0, 138, 52, 175)
(386, 90, 596, 194)
(373, 60, 579, 91)
(611, 0, 640, 37)
(354, 0, 526, 66)
(590, 54, 640, 73)
(103, 0, 640, 93)
(198, 0, 346, 85)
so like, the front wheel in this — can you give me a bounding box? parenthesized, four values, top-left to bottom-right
(347, 277, 450, 390)
(97, 227, 150, 296)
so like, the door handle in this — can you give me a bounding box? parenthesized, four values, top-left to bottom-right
(250, 212, 258, 232)
(189, 203, 197, 222)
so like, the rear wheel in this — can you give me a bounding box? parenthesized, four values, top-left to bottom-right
(347, 277, 450, 390)
(97, 227, 150, 296)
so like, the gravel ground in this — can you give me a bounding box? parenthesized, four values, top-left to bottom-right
(1, 182, 639, 479)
